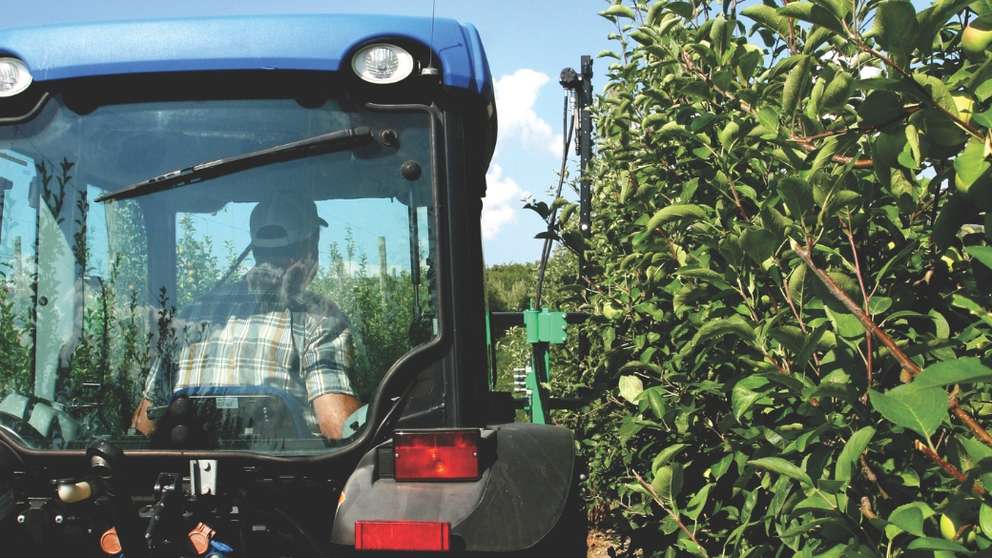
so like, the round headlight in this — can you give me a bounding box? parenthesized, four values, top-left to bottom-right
(0, 58, 32, 98)
(351, 43, 415, 85)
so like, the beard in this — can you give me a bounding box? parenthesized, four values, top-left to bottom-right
(245, 260, 315, 309)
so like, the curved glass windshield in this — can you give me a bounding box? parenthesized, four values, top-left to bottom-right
(0, 76, 438, 453)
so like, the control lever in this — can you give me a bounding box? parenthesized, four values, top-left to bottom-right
(86, 441, 148, 558)
(145, 472, 182, 549)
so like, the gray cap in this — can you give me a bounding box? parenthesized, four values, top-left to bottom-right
(250, 192, 328, 249)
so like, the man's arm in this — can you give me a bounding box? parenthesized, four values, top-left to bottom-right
(302, 313, 361, 439)
(313, 393, 362, 439)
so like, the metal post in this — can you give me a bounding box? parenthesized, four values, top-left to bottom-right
(377, 236, 387, 305)
(576, 56, 593, 362)
(577, 55, 593, 276)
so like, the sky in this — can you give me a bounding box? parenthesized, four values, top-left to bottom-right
(1, 1, 618, 265)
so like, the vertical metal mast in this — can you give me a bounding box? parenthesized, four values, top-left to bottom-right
(577, 54, 593, 281)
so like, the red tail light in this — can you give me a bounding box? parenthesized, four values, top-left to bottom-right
(393, 429, 481, 481)
(354, 520, 450, 551)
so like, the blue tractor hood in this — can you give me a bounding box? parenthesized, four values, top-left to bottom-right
(0, 14, 493, 96)
(0, 14, 498, 181)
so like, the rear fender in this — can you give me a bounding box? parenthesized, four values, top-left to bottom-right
(330, 422, 575, 552)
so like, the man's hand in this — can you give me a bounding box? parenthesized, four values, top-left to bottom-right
(313, 393, 362, 439)
(132, 398, 157, 436)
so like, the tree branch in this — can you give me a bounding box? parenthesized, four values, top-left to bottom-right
(794, 240, 992, 450)
(914, 440, 988, 496)
(791, 240, 920, 377)
(633, 471, 708, 556)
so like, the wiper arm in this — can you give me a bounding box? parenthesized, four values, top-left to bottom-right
(96, 126, 374, 203)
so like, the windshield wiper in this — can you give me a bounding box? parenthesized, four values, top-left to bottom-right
(96, 126, 374, 203)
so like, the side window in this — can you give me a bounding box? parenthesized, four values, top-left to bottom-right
(0, 150, 37, 394)
(310, 193, 434, 402)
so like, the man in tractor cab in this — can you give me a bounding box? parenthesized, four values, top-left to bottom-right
(132, 192, 362, 440)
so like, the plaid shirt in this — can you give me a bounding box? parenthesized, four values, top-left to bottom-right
(142, 275, 356, 432)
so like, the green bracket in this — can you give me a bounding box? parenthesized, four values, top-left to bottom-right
(519, 308, 567, 425)
(523, 364, 546, 425)
(523, 309, 568, 345)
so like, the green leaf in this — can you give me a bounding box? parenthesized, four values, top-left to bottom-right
(709, 15, 730, 55)
(906, 537, 969, 553)
(859, 91, 905, 128)
(886, 504, 925, 538)
(684, 483, 712, 520)
(682, 315, 756, 355)
(981, 504, 992, 538)
(780, 518, 848, 538)
(913, 358, 992, 389)
(652, 444, 688, 474)
(835, 426, 876, 481)
(779, 176, 813, 218)
(804, 26, 835, 53)
(652, 463, 684, 501)
(619, 415, 645, 443)
(718, 120, 740, 147)
(732, 375, 772, 421)
(740, 228, 779, 264)
(916, 0, 973, 53)
(647, 2, 666, 24)
(638, 386, 667, 419)
(779, 2, 845, 33)
(869, 384, 946, 439)
(742, 4, 791, 37)
(874, 2, 919, 58)
(600, 4, 637, 19)
(644, 204, 708, 229)
(966, 245, 992, 270)
(934, 195, 970, 249)
(955, 138, 992, 193)
(781, 55, 811, 114)
(821, 71, 854, 111)
(748, 456, 813, 486)
(914, 73, 957, 114)
(629, 30, 655, 46)
(619, 375, 644, 403)
(787, 264, 808, 302)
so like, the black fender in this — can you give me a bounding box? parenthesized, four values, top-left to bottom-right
(330, 422, 576, 552)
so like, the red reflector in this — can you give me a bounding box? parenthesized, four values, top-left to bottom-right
(355, 520, 450, 552)
(394, 429, 481, 481)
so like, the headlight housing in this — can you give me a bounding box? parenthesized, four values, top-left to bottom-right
(351, 43, 415, 85)
(0, 58, 32, 98)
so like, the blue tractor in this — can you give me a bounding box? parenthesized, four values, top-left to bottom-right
(0, 14, 587, 557)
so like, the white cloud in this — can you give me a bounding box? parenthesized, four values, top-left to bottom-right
(494, 69, 560, 157)
(482, 163, 531, 240)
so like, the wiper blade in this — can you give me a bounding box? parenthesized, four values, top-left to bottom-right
(96, 126, 374, 203)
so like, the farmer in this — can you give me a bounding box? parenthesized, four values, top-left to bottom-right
(132, 192, 361, 440)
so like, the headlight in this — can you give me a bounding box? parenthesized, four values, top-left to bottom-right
(351, 43, 415, 85)
(0, 58, 32, 98)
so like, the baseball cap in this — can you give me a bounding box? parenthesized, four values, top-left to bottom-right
(249, 192, 328, 249)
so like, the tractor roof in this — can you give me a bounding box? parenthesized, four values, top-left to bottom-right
(0, 14, 493, 96)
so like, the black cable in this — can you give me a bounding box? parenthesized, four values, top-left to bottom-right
(534, 93, 575, 309)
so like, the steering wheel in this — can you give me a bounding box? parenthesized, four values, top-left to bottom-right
(0, 411, 49, 447)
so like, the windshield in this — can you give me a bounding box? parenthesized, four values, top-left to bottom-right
(0, 75, 439, 454)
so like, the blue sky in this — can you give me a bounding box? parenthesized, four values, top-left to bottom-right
(2, 1, 618, 265)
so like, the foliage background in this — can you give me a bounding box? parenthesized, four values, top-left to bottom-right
(536, 0, 992, 555)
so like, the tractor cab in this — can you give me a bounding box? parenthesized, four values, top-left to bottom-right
(0, 14, 583, 558)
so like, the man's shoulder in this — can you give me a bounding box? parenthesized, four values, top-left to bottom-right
(181, 280, 256, 322)
(298, 291, 350, 333)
